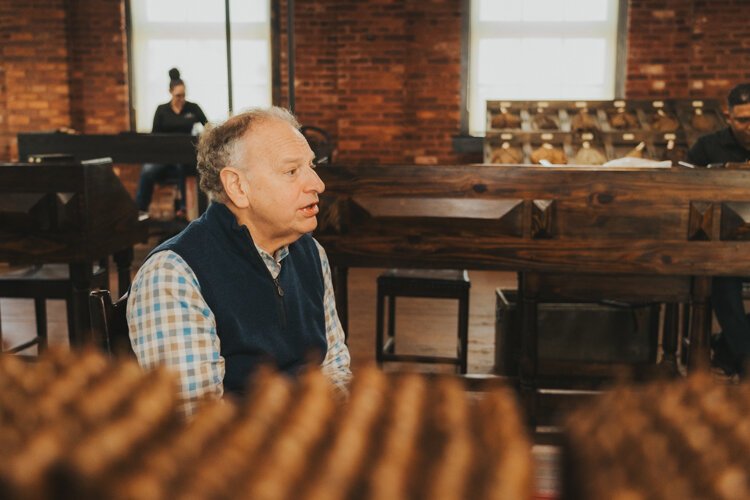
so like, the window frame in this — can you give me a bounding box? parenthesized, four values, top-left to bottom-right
(459, 0, 628, 137)
(124, 0, 278, 132)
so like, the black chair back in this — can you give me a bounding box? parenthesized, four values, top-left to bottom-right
(89, 289, 134, 357)
(300, 125, 334, 165)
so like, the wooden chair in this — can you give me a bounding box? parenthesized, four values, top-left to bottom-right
(301, 125, 334, 165)
(88, 289, 134, 357)
(0, 158, 146, 348)
(0, 262, 108, 353)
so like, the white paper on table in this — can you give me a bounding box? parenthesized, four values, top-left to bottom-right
(603, 157, 672, 168)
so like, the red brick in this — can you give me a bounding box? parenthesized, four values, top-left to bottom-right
(1, 0, 749, 166)
(626, 0, 750, 99)
(0, 0, 129, 161)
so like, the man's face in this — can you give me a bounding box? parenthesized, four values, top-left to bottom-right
(728, 102, 750, 148)
(236, 118, 324, 250)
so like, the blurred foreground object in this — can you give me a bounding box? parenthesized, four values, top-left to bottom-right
(564, 372, 750, 500)
(0, 350, 533, 500)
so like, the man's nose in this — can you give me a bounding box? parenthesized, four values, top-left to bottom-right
(306, 166, 325, 194)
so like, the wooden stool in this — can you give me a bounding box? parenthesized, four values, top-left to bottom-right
(376, 269, 470, 373)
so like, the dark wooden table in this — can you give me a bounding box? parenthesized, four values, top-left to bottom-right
(315, 164, 750, 421)
(17, 132, 199, 166)
(0, 159, 148, 346)
(17, 131, 207, 213)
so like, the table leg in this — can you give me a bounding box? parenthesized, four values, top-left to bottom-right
(519, 272, 540, 429)
(113, 247, 135, 297)
(68, 262, 94, 347)
(688, 276, 712, 371)
(332, 265, 349, 338)
(660, 303, 679, 375)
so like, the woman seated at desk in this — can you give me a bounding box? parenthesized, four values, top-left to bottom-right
(135, 67, 207, 218)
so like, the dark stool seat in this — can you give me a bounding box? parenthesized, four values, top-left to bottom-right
(376, 268, 470, 373)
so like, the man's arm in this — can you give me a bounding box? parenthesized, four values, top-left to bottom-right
(314, 240, 353, 394)
(127, 250, 224, 416)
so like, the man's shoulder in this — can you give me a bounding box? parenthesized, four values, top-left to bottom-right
(153, 216, 211, 255)
(289, 234, 326, 269)
(293, 233, 322, 253)
(134, 250, 197, 289)
(695, 127, 730, 145)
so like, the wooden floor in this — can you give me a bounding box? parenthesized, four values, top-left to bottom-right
(0, 240, 518, 376)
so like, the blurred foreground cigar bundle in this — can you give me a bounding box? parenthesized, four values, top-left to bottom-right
(0, 349, 533, 500)
(564, 373, 750, 500)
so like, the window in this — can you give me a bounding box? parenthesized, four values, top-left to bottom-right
(469, 0, 621, 135)
(129, 0, 271, 131)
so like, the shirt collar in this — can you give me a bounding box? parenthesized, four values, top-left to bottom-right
(208, 203, 291, 265)
(254, 243, 289, 265)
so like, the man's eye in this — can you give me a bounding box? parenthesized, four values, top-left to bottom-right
(286, 168, 298, 176)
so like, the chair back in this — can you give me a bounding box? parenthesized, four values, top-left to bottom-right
(89, 289, 134, 357)
(300, 125, 334, 165)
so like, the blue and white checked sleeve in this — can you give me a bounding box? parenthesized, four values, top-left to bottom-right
(126, 250, 224, 416)
(314, 239, 353, 394)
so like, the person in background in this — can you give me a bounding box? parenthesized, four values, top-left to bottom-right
(127, 106, 352, 415)
(687, 83, 750, 376)
(135, 67, 208, 218)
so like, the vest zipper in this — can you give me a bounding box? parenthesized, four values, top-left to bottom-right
(273, 277, 285, 297)
(270, 274, 287, 330)
(243, 227, 287, 331)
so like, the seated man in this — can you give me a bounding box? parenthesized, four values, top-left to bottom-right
(688, 82, 750, 376)
(127, 107, 351, 414)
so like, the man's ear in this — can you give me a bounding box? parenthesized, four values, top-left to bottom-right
(221, 167, 250, 208)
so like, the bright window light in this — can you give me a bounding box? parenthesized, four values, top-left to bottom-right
(469, 0, 619, 134)
(130, 0, 271, 131)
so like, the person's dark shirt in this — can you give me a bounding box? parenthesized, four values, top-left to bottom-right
(687, 127, 750, 166)
(152, 101, 208, 134)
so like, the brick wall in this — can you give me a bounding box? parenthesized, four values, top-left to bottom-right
(284, 0, 466, 165)
(1, 0, 749, 165)
(66, 0, 130, 133)
(0, 0, 128, 162)
(626, 0, 750, 101)
(0, 0, 72, 161)
(0, 2, 8, 160)
(286, 0, 750, 164)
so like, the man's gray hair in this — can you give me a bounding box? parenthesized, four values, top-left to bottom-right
(197, 106, 300, 203)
